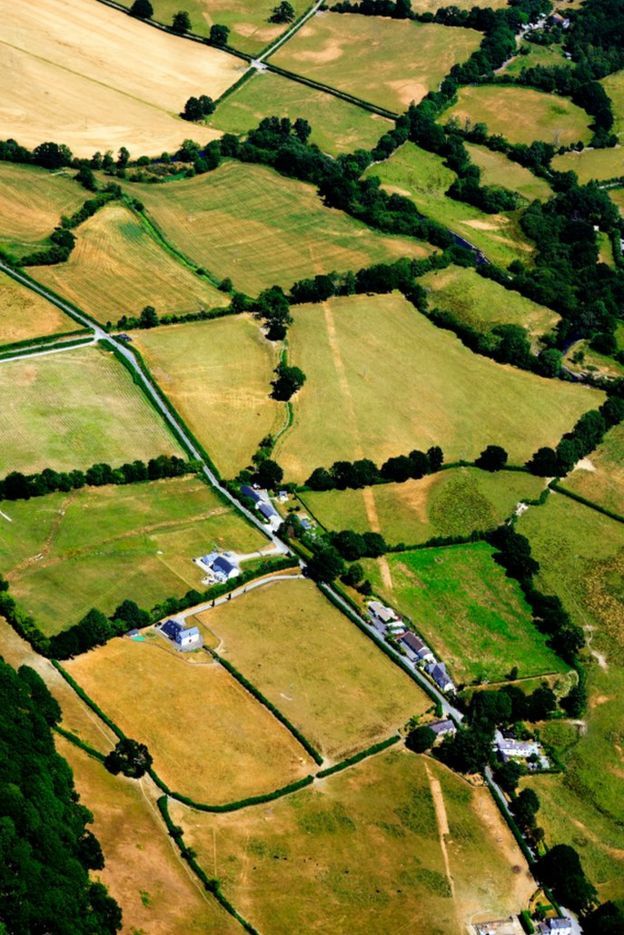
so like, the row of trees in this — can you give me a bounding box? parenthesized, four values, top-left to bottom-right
(305, 446, 444, 491)
(526, 395, 624, 477)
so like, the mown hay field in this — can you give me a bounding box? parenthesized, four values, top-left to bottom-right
(133, 316, 282, 478)
(0, 164, 85, 259)
(442, 85, 592, 147)
(195, 578, 430, 759)
(465, 143, 553, 201)
(562, 423, 624, 518)
(368, 542, 567, 685)
(0, 345, 182, 475)
(552, 146, 624, 182)
(420, 265, 558, 339)
(132, 161, 433, 295)
(0, 0, 244, 156)
(364, 142, 534, 268)
(33, 203, 224, 325)
(518, 496, 624, 900)
(208, 71, 393, 155)
(0, 476, 266, 633)
(0, 272, 77, 345)
(271, 13, 482, 113)
(274, 292, 604, 482)
(172, 748, 535, 933)
(300, 467, 546, 544)
(602, 69, 624, 142)
(119, 0, 309, 54)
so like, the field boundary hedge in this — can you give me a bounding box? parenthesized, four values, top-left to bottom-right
(0, 327, 89, 354)
(316, 734, 400, 778)
(0, 336, 93, 362)
(151, 769, 315, 812)
(264, 62, 399, 119)
(551, 482, 624, 524)
(54, 725, 108, 762)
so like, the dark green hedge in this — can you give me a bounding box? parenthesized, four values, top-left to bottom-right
(53, 725, 107, 762)
(317, 735, 400, 778)
(152, 771, 314, 813)
(550, 482, 624, 524)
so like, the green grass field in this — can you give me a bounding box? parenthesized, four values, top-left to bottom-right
(564, 337, 624, 380)
(602, 69, 624, 142)
(561, 423, 624, 517)
(300, 467, 546, 544)
(173, 748, 535, 932)
(501, 42, 570, 77)
(465, 143, 553, 201)
(608, 186, 624, 216)
(552, 147, 624, 182)
(518, 495, 624, 900)
(208, 71, 392, 155)
(0, 272, 77, 345)
(443, 85, 592, 147)
(370, 542, 566, 685)
(33, 202, 223, 325)
(196, 578, 430, 758)
(131, 161, 432, 295)
(0, 344, 182, 475)
(132, 315, 282, 477)
(420, 265, 558, 340)
(274, 292, 604, 482)
(0, 164, 85, 259)
(271, 13, 482, 113)
(0, 475, 266, 633)
(364, 142, 535, 268)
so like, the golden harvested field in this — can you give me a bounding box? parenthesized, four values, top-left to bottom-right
(67, 635, 314, 804)
(609, 187, 624, 216)
(443, 85, 592, 146)
(0, 272, 77, 345)
(132, 161, 433, 294)
(208, 71, 393, 155)
(552, 146, 624, 182)
(58, 739, 239, 935)
(0, 164, 85, 258)
(602, 70, 624, 142)
(33, 203, 224, 325)
(421, 265, 559, 339)
(465, 143, 553, 201)
(172, 748, 535, 933)
(271, 13, 482, 113)
(196, 578, 430, 759)
(0, 345, 182, 475)
(133, 316, 282, 477)
(274, 293, 603, 482)
(561, 423, 624, 516)
(0, 0, 244, 156)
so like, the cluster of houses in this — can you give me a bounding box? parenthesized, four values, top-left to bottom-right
(159, 618, 203, 651)
(474, 915, 571, 935)
(367, 601, 456, 695)
(194, 550, 240, 584)
(493, 729, 550, 770)
(240, 485, 281, 530)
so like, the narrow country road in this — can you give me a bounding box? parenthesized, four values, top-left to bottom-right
(174, 572, 304, 623)
(254, 0, 325, 64)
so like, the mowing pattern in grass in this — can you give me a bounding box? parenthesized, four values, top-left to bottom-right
(420, 265, 558, 340)
(0, 0, 244, 156)
(0, 476, 266, 633)
(364, 142, 534, 268)
(271, 13, 482, 113)
(465, 143, 553, 201)
(132, 316, 282, 478)
(300, 467, 546, 544)
(208, 71, 393, 155)
(0, 345, 183, 475)
(131, 161, 432, 295)
(171, 748, 535, 933)
(33, 203, 224, 325)
(561, 424, 624, 518)
(442, 85, 592, 147)
(0, 164, 85, 259)
(66, 635, 315, 804)
(0, 271, 76, 345)
(374, 542, 566, 685)
(602, 69, 624, 142)
(195, 578, 429, 759)
(518, 495, 624, 901)
(275, 292, 603, 482)
(552, 147, 624, 182)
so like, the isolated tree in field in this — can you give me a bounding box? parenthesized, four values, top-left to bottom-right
(405, 725, 435, 753)
(475, 445, 508, 472)
(209, 23, 229, 45)
(271, 363, 306, 400)
(172, 10, 191, 33)
(270, 1, 295, 22)
(182, 95, 215, 121)
(104, 738, 153, 778)
(130, 0, 153, 17)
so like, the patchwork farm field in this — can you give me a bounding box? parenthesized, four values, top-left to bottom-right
(0, 0, 243, 156)
(0, 345, 182, 475)
(131, 161, 432, 294)
(133, 316, 282, 477)
(0, 272, 77, 346)
(0, 476, 266, 633)
(561, 424, 624, 516)
(368, 542, 566, 685)
(66, 635, 314, 805)
(195, 578, 430, 759)
(274, 292, 604, 482)
(172, 748, 535, 933)
(208, 71, 393, 155)
(0, 164, 85, 259)
(271, 13, 482, 113)
(442, 85, 592, 146)
(300, 467, 546, 544)
(364, 142, 534, 268)
(518, 496, 624, 900)
(465, 143, 553, 201)
(420, 265, 559, 339)
(33, 203, 224, 325)
(552, 146, 624, 182)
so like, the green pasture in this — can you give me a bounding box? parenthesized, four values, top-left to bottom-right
(465, 143, 552, 201)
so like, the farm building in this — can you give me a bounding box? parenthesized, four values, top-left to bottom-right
(429, 719, 456, 739)
(258, 500, 280, 527)
(537, 919, 572, 935)
(493, 730, 549, 768)
(368, 600, 400, 630)
(241, 484, 267, 504)
(426, 661, 456, 693)
(160, 619, 203, 651)
(398, 631, 435, 664)
(196, 550, 241, 583)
